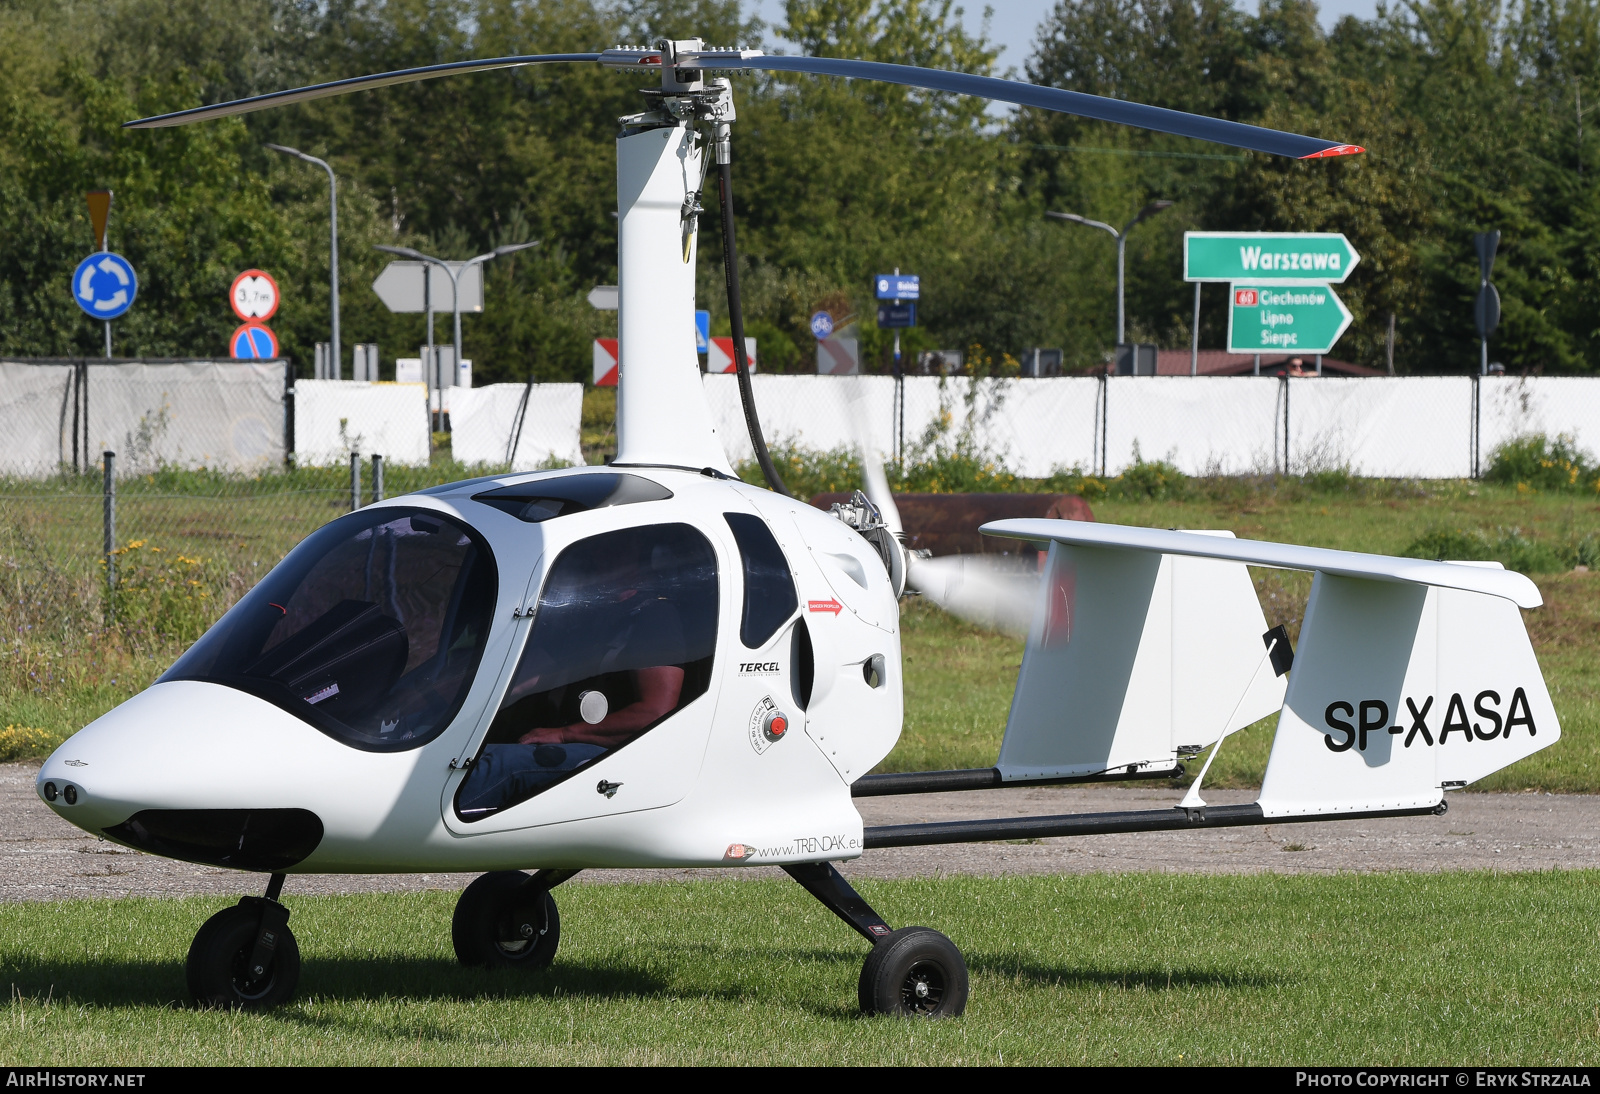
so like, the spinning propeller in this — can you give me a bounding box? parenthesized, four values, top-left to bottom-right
(124, 43, 1363, 160)
(841, 382, 1038, 637)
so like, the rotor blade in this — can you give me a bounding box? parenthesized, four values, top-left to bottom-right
(843, 377, 902, 536)
(123, 54, 603, 129)
(908, 554, 1038, 637)
(691, 53, 1362, 160)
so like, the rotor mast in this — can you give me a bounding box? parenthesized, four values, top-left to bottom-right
(611, 39, 738, 474)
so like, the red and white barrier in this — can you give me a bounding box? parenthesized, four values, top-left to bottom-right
(593, 338, 619, 387)
(707, 337, 757, 374)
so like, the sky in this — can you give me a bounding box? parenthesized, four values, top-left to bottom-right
(748, 0, 1384, 66)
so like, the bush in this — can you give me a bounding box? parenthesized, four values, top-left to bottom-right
(1301, 468, 1358, 494)
(737, 445, 863, 499)
(896, 449, 1020, 494)
(105, 541, 228, 644)
(1402, 526, 1569, 574)
(1484, 434, 1600, 493)
(1114, 457, 1189, 501)
(0, 724, 62, 761)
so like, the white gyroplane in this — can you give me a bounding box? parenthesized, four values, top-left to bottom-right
(35, 41, 1554, 1017)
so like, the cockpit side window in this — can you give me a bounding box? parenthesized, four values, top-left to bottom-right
(161, 508, 497, 752)
(724, 512, 797, 649)
(454, 523, 718, 821)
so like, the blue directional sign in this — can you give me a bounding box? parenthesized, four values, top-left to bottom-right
(695, 309, 711, 353)
(877, 302, 917, 329)
(874, 273, 920, 301)
(72, 252, 137, 320)
(810, 311, 835, 340)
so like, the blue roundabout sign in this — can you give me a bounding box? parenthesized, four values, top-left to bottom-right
(72, 252, 137, 320)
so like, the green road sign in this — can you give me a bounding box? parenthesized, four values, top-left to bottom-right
(1185, 232, 1360, 284)
(1227, 284, 1352, 355)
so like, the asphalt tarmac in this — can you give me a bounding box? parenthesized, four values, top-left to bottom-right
(5, 763, 1596, 903)
(6, 761, 1593, 908)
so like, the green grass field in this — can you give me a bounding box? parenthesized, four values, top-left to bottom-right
(2, 873, 1597, 1064)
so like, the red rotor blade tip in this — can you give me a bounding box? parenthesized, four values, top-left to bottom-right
(1300, 144, 1366, 159)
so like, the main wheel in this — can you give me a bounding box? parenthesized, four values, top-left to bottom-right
(186, 904, 300, 1010)
(452, 871, 561, 970)
(858, 927, 968, 1018)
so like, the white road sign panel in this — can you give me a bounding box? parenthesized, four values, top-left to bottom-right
(372, 262, 484, 314)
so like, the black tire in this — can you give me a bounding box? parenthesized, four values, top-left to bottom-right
(858, 927, 968, 1018)
(186, 903, 300, 1010)
(452, 871, 561, 970)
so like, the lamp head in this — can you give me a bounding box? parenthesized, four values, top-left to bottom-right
(492, 241, 540, 258)
(374, 244, 425, 261)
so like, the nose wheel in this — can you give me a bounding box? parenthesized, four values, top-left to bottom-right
(186, 874, 299, 1010)
(452, 869, 577, 969)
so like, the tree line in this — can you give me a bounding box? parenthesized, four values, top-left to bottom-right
(0, 0, 1595, 382)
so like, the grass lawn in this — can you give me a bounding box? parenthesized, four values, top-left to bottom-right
(1, 872, 1596, 1064)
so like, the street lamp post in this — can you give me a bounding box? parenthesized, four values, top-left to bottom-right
(1047, 200, 1174, 349)
(374, 241, 539, 427)
(266, 144, 340, 377)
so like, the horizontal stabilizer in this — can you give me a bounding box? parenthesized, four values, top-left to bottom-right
(983, 519, 1542, 608)
(998, 534, 1285, 781)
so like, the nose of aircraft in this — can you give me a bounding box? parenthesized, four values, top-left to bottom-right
(34, 679, 423, 868)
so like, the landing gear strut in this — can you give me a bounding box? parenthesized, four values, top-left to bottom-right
(782, 862, 968, 1018)
(186, 872, 300, 1010)
(453, 869, 579, 969)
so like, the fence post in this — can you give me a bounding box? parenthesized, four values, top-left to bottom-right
(1098, 372, 1109, 477)
(102, 450, 115, 624)
(1471, 373, 1481, 479)
(350, 451, 362, 512)
(372, 454, 384, 503)
(899, 373, 906, 471)
(1283, 375, 1291, 475)
(1190, 282, 1201, 377)
(283, 359, 295, 468)
(71, 362, 81, 474)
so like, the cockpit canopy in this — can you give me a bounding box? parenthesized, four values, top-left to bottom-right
(161, 508, 496, 752)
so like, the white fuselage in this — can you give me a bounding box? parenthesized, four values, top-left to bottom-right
(37, 468, 903, 872)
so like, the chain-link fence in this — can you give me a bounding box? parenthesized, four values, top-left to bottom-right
(290, 379, 583, 471)
(0, 359, 291, 480)
(702, 373, 1600, 485)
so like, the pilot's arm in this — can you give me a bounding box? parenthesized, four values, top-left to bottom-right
(519, 666, 683, 746)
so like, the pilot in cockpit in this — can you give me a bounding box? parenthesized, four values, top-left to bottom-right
(456, 541, 698, 816)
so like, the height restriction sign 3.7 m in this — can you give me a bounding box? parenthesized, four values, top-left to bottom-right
(231, 269, 279, 321)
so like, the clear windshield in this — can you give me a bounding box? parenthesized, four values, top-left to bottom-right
(454, 523, 718, 820)
(161, 507, 497, 752)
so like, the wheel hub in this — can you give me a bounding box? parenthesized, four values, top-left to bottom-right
(900, 961, 946, 1014)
